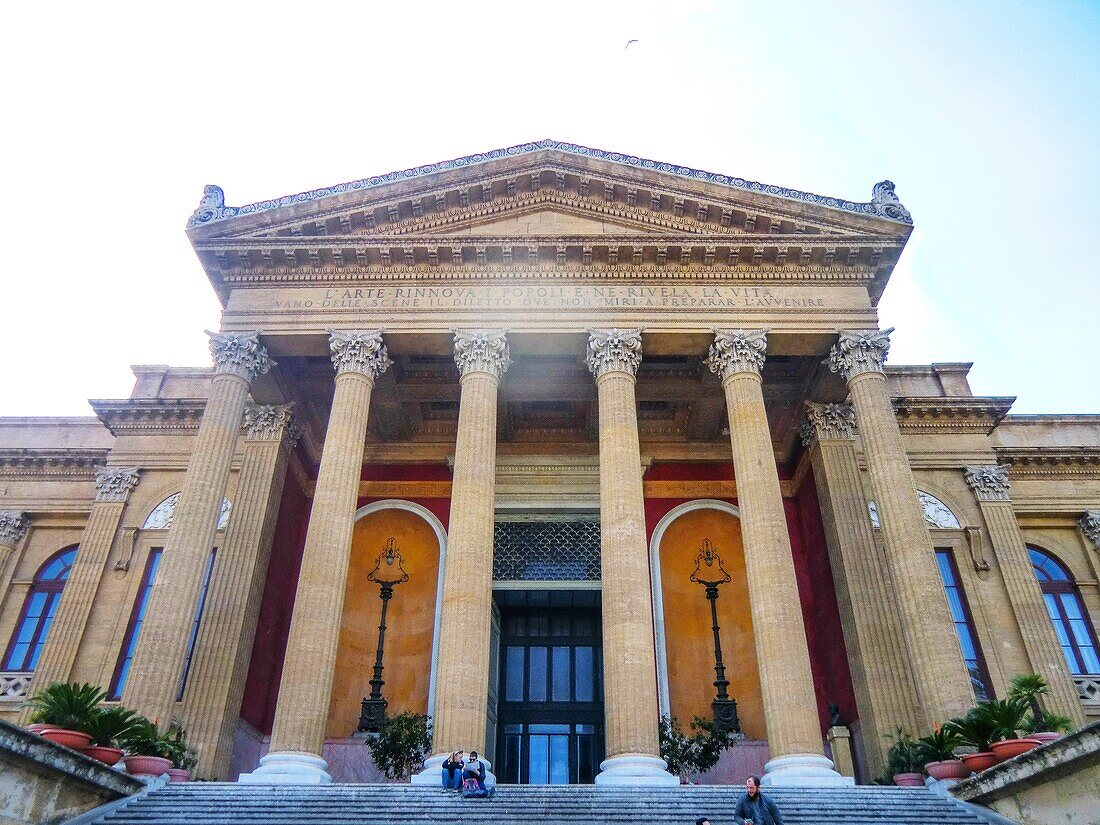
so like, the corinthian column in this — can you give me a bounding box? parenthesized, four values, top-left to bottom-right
(0, 511, 30, 577)
(709, 331, 844, 786)
(185, 405, 300, 778)
(800, 404, 919, 777)
(28, 468, 140, 698)
(413, 330, 509, 785)
(964, 465, 1085, 724)
(243, 331, 389, 784)
(123, 332, 272, 724)
(588, 329, 676, 786)
(827, 329, 973, 724)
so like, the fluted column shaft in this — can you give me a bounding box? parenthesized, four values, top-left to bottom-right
(828, 330, 973, 725)
(802, 405, 920, 777)
(123, 332, 271, 724)
(965, 466, 1086, 725)
(186, 406, 297, 778)
(709, 331, 822, 762)
(267, 334, 389, 763)
(28, 469, 139, 701)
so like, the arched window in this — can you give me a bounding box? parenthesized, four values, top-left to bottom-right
(867, 491, 962, 530)
(142, 493, 231, 531)
(1030, 547, 1100, 675)
(2, 546, 77, 671)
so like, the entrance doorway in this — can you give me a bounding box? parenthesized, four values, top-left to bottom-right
(494, 590, 604, 784)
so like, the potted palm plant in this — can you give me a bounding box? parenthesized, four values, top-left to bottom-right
(916, 725, 969, 780)
(82, 706, 141, 766)
(1009, 673, 1073, 745)
(23, 682, 107, 751)
(949, 706, 1000, 774)
(120, 717, 174, 777)
(162, 718, 197, 782)
(885, 729, 925, 786)
(984, 696, 1039, 762)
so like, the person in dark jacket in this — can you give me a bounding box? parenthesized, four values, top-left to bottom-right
(462, 751, 488, 793)
(441, 751, 463, 791)
(733, 776, 783, 825)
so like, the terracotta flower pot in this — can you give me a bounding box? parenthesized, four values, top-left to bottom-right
(991, 738, 1040, 762)
(41, 729, 93, 750)
(960, 752, 998, 773)
(1027, 732, 1062, 745)
(123, 755, 172, 776)
(26, 723, 52, 734)
(893, 772, 924, 787)
(166, 768, 191, 782)
(83, 745, 124, 766)
(925, 759, 971, 780)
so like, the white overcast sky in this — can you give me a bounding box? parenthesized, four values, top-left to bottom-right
(3, 1, 1098, 415)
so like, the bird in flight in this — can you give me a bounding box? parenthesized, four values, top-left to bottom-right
(625, 39, 638, 49)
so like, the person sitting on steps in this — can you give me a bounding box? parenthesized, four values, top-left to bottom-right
(441, 751, 463, 792)
(462, 750, 489, 796)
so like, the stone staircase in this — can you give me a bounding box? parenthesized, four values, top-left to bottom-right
(72, 783, 1001, 825)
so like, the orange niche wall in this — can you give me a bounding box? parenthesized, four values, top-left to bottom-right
(659, 507, 766, 740)
(325, 507, 440, 738)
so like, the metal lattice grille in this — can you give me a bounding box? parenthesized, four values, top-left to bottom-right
(493, 520, 601, 581)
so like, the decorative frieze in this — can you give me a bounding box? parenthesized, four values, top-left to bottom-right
(0, 512, 30, 547)
(453, 330, 511, 379)
(329, 329, 392, 378)
(1079, 511, 1100, 550)
(207, 331, 275, 382)
(964, 465, 1012, 502)
(799, 402, 856, 446)
(826, 328, 893, 380)
(706, 329, 767, 380)
(242, 404, 297, 442)
(93, 466, 140, 503)
(586, 329, 642, 378)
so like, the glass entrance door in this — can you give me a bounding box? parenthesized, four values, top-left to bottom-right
(495, 590, 604, 784)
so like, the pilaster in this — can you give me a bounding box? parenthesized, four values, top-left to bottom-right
(827, 329, 973, 725)
(964, 465, 1085, 724)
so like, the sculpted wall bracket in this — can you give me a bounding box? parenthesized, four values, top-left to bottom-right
(453, 330, 511, 380)
(0, 511, 30, 547)
(826, 328, 893, 380)
(207, 330, 275, 382)
(799, 402, 856, 446)
(586, 329, 642, 378)
(329, 329, 392, 379)
(706, 329, 768, 380)
(1079, 511, 1100, 550)
(964, 465, 1012, 502)
(93, 466, 140, 503)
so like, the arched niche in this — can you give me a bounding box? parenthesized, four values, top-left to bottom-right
(868, 490, 961, 530)
(142, 492, 231, 531)
(324, 500, 446, 738)
(649, 499, 766, 740)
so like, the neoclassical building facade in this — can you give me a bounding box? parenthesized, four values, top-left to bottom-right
(1, 141, 1098, 786)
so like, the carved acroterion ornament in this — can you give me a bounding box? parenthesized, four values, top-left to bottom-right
(707, 329, 768, 380)
(206, 330, 275, 382)
(826, 328, 893, 380)
(453, 329, 511, 379)
(871, 180, 913, 223)
(586, 329, 642, 378)
(329, 329, 392, 379)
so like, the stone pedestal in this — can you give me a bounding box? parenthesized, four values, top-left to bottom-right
(588, 329, 676, 787)
(709, 331, 847, 787)
(243, 331, 389, 785)
(122, 332, 272, 725)
(828, 329, 974, 725)
(965, 465, 1086, 725)
(826, 726, 855, 779)
(413, 330, 508, 786)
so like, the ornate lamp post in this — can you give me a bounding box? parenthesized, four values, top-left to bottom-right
(358, 537, 409, 733)
(690, 538, 740, 733)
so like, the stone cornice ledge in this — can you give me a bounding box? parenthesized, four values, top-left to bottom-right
(951, 721, 1100, 804)
(90, 398, 207, 435)
(0, 448, 108, 480)
(992, 446, 1100, 478)
(891, 396, 1015, 434)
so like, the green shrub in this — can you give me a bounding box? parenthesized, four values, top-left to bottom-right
(366, 712, 431, 781)
(83, 706, 141, 748)
(884, 729, 924, 776)
(24, 682, 107, 732)
(1009, 673, 1074, 735)
(120, 717, 175, 760)
(658, 715, 737, 779)
(915, 726, 962, 764)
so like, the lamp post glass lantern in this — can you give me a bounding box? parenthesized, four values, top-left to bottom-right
(358, 537, 409, 733)
(690, 538, 740, 733)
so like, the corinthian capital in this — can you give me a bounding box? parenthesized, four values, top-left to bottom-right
(329, 329, 392, 379)
(800, 402, 856, 446)
(454, 330, 511, 379)
(707, 329, 768, 380)
(0, 512, 29, 547)
(94, 466, 140, 503)
(586, 329, 642, 378)
(826, 328, 893, 381)
(243, 403, 296, 442)
(1079, 511, 1100, 550)
(964, 465, 1012, 502)
(207, 330, 275, 382)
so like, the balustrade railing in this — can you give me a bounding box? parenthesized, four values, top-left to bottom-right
(0, 671, 32, 702)
(1073, 675, 1100, 711)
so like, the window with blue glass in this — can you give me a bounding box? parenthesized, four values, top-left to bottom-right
(1030, 546, 1100, 675)
(2, 546, 77, 671)
(935, 549, 993, 700)
(108, 548, 163, 699)
(176, 549, 217, 700)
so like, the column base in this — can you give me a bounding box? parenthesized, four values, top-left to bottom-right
(238, 751, 332, 784)
(410, 753, 496, 787)
(761, 754, 853, 787)
(595, 755, 680, 786)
